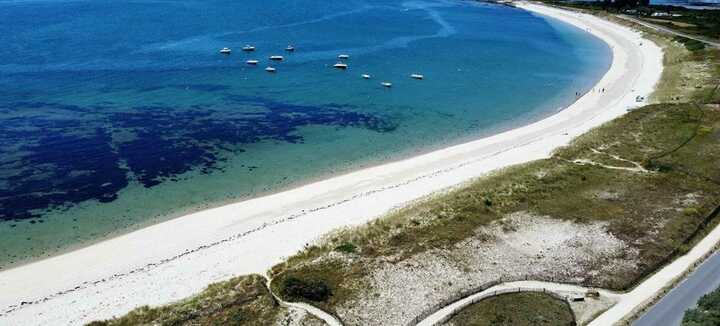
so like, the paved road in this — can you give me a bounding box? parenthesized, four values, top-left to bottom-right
(634, 251, 720, 326)
(617, 15, 720, 48)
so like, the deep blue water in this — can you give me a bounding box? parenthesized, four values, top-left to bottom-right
(0, 0, 611, 268)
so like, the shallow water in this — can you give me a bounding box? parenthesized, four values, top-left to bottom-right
(0, 0, 610, 268)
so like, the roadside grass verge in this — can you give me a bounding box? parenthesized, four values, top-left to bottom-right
(673, 36, 706, 52)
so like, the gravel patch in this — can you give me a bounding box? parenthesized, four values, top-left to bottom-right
(335, 212, 638, 325)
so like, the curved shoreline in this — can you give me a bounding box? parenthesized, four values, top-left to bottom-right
(0, 0, 608, 273)
(0, 3, 663, 325)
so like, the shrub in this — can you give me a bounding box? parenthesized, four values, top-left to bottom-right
(698, 126, 713, 136)
(683, 207, 700, 217)
(644, 159, 673, 172)
(280, 277, 332, 302)
(334, 242, 357, 253)
(484, 198, 493, 206)
(683, 286, 720, 325)
(673, 36, 705, 52)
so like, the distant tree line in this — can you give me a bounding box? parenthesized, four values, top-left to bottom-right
(542, 0, 651, 12)
(600, 0, 651, 9)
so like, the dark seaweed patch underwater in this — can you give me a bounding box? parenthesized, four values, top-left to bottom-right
(0, 98, 397, 221)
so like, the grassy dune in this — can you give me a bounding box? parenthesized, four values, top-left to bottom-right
(88, 275, 285, 326)
(443, 292, 575, 326)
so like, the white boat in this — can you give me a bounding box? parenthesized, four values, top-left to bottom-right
(242, 45, 256, 52)
(219, 47, 232, 54)
(333, 63, 348, 69)
(265, 66, 276, 73)
(381, 82, 392, 88)
(269, 55, 284, 61)
(285, 45, 295, 52)
(361, 74, 371, 79)
(338, 54, 350, 60)
(246, 60, 259, 65)
(410, 74, 424, 80)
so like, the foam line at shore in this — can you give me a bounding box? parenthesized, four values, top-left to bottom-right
(0, 3, 663, 325)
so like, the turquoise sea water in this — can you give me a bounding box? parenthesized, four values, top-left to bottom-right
(0, 0, 610, 268)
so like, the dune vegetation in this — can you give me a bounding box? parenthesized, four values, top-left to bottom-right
(443, 292, 575, 326)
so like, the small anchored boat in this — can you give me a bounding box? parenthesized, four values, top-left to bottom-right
(285, 45, 295, 52)
(381, 82, 392, 88)
(265, 66, 276, 73)
(410, 74, 424, 80)
(242, 45, 256, 52)
(269, 55, 284, 61)
(219, 47, 232, 54)
(337, 54, 350, 60)
(333, 63, 348, 70)
(361, 74, 371, 79)
(246, 60, 259, 65)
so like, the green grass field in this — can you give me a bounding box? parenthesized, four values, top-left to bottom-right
(443, 292, 575, 326)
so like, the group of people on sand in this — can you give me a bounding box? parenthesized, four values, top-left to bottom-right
(575, 87, 605, 98)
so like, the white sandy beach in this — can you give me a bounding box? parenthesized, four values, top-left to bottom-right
(0, 3, 664, 325)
